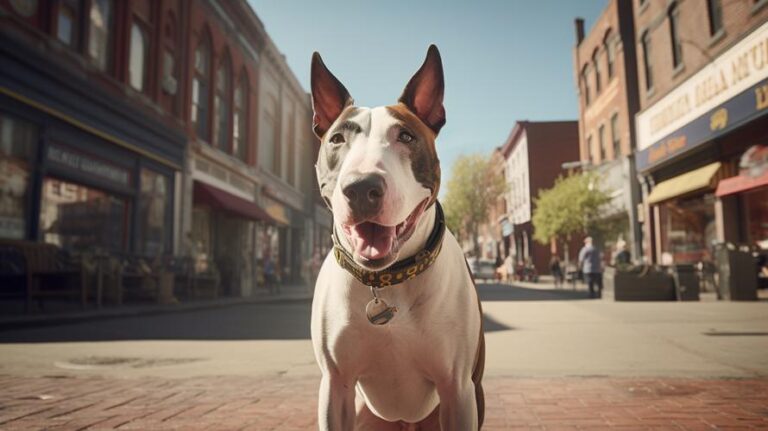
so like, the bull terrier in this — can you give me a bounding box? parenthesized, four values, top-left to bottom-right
(310, 45, 485, 431)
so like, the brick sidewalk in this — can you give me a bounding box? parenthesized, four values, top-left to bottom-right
(0, 375, 766, 430)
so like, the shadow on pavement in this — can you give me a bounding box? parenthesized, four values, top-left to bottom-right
(0, 301, 512, 343)
(477, 283, 592, 302)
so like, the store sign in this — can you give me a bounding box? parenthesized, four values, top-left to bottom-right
(637, 77, 768, 171)
(636, 21, 768, 152)
(47, 144, 130, 187)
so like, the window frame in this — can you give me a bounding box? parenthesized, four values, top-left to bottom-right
(610, 113, 620, 158)
(212, 52, 232, 150)
(128, 19, 150, 93)
(592, 49, 601, 94)
(192, 30, 212, 142)
(706, 0, 723, 37)
(604, 30, 615, 79)
(668, 2, 684, 69)
(232, 71, 249, 162)
(641, 30, 654, 92)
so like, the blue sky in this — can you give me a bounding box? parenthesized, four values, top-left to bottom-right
(248, 0, 607, 178)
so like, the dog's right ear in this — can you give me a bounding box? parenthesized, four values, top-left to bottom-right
(311, 52, 353, 138)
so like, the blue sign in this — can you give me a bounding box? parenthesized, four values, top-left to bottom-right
(636, 78, 768, 172)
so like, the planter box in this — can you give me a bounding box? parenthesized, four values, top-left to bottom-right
(605, 266, 676, 301)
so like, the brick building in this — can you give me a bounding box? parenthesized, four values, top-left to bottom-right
(574, 0, 643, 262)
(633, 0, 768, 267)
(498, 121, 581, 274)
(0, 0, 324, 299)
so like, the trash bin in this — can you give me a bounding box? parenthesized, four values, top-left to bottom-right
(669, 264, 700, 301)
(715, 245, 758, 301)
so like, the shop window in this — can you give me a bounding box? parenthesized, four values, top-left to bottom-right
(129, 22, 149, 92)
(659, 195, 716, 264)
(610, 113, 620, 158)
(138, 169, 170, 256)
(87, 0, 112, 71)
(192, 32, 211, 141)
(191, 207, 211, 272)
(0, 114, 38, 239)
(581, 66, 590, 106)
(641, 30, 653, 91)
(745, 188, 768, 248)
(233, 73, 248, 162)
(213, 54, 231, 150)
(668, 3, 683, 69)
(592, 49, 601, 94)
(57, 1, 79, 47)
(604, 30, 615, 79)
(707, 0, 723, 36)
(40, 177, 129, 253)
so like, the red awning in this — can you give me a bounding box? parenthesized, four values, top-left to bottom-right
(193, 181, 275, 223)
(715, 170, 768, 197)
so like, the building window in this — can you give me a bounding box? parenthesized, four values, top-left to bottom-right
(192, 34, 211, 141)
(232, 73, 248, 162)
(161, 13, 178, 112)
(40, 177, 129, 253)
(610, 113, 620, 158)
(259, 95, 278, 173)
(598, 124, 606, 161)
(604, 30, 615, 79)
(592, 49, 601, 94)
(0, 113, 38, 239)
(213, 54, 231, 150)
(586, 135, 593, 163)
(668, 3, 683, 69)
(641, 31, 653, 91)
(706, 0, 723, 36)
(87, 0, 112, 71)
(129, 22, 149, 92)
(138, 169, 170, 256)
(582, 66, 590, 106)
(57, 1, 79, 47)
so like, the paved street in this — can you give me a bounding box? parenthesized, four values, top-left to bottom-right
(0, 283, 767, 429)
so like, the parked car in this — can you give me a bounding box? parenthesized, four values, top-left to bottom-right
(468, 258, 498, 282)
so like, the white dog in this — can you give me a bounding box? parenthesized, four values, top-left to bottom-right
(310, 45, 485, 431)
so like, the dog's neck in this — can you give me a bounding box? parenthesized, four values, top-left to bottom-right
(334, 203, 437, 272)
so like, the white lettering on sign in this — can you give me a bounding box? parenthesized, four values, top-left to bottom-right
(637, 21, 768, 150)
(48, 145, 129, 186)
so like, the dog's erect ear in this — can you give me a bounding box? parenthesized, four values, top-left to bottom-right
(399, 45, 445, 135)
(311, 52, 353, 138)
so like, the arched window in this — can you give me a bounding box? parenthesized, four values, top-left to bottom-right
(192, 30, 211, 140)
(604, 30, 614, 79)
(128, 22, 148, 91)
(592, 49, 601, 94)
(582, 65, 590, 106)
(88, 0, 113, 71)
(668, 2, 683, 68)
(232, 71, 248, 161)
(213, 52, 231, 149)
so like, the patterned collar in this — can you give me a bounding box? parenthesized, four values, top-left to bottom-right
(332, 201, 446, 288)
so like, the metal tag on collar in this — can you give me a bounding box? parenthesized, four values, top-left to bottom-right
(365, 286, 398, 325)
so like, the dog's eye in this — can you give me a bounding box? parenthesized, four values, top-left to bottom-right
(329, 133, 345, 145)
(397, 130, 415, 144)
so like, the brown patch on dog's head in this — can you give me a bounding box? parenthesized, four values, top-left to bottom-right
(315, 106, 362, 208)
(386, 104, 441, 206)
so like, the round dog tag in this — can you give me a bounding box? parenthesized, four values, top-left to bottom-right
(365, 298, 398, 325)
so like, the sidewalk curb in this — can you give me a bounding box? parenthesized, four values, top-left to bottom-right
(0, 290, 313, 331)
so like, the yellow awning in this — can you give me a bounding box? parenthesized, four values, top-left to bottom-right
(265, 203, 291, 225)
(647, 162, 721, 204)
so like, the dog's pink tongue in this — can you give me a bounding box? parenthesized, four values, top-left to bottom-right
(350, 222, 395, 260)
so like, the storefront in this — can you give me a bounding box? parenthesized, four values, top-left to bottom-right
(636, 21, 768, 265)
(0, 42, 185, 257)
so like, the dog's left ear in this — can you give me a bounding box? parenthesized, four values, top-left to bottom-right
(399, 45, 445, 135)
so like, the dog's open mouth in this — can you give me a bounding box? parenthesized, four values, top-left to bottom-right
(342, 198, 429, 264)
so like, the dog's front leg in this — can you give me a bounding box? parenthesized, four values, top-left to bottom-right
(437, 378, 478, 431)
(318, 373, 356, 431)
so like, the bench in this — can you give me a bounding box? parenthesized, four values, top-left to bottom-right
(0, 240, 88, 312)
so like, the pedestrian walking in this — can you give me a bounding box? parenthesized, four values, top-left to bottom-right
(578, 237, 603, 298)
(549, 255, 564, 288)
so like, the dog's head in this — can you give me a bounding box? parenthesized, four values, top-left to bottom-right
(312, 45, 444, 271)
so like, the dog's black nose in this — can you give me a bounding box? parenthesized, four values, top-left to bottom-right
(342, 173, 386, 218)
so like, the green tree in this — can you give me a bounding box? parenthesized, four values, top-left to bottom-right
(443, 154, 507, 256)
(531, 172, 613, 262)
